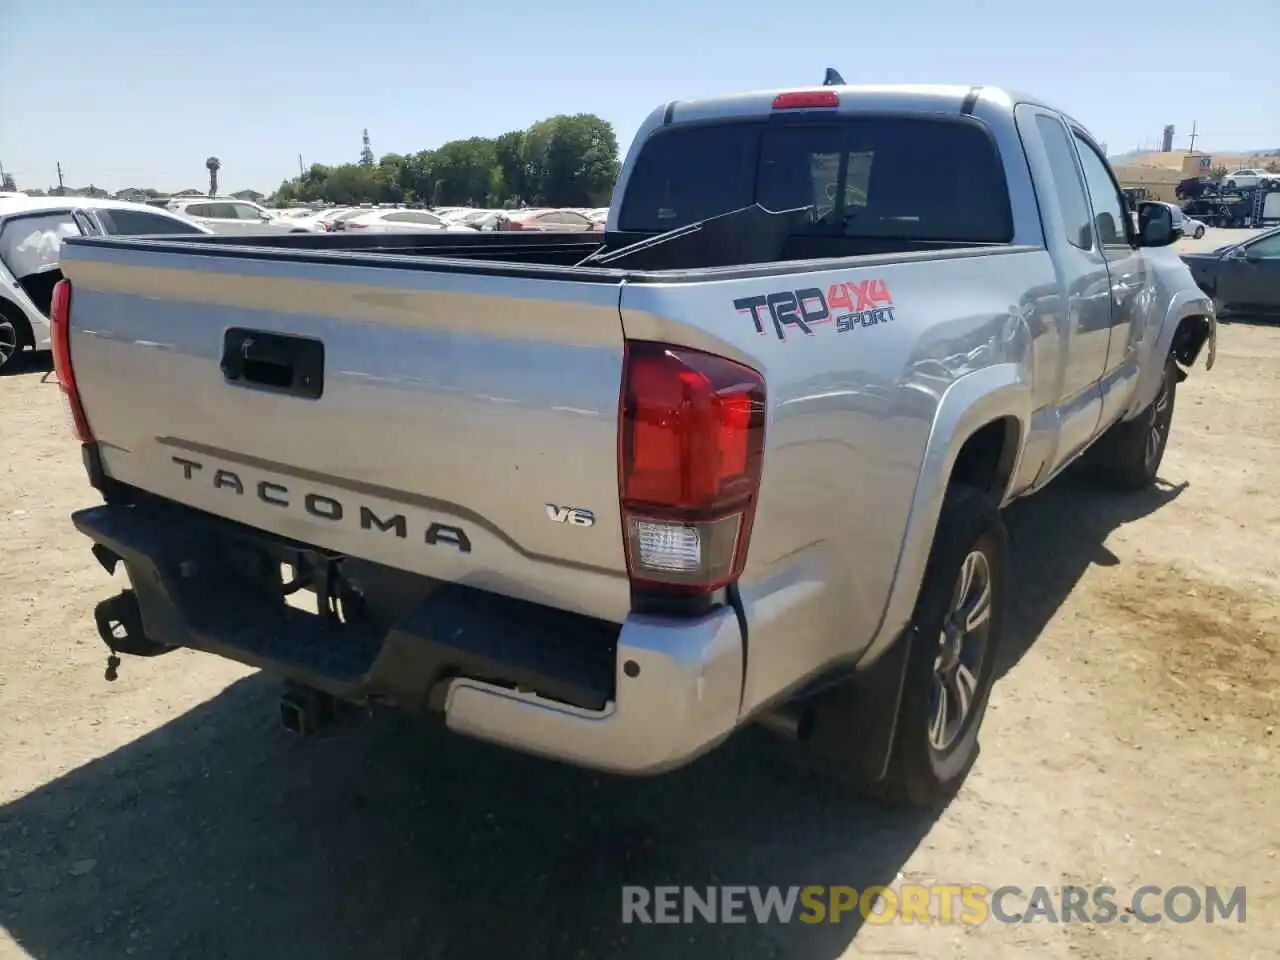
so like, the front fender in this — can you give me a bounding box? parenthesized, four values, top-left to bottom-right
(859, 363, 1030, 668)
(1123, 289, 1216, 421)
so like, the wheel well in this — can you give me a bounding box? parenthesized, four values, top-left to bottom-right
(1171, 314, 1211, 368)
(951, 417, 1020, 501)
(0, 297, 34, 347)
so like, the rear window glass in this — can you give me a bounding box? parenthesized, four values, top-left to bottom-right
(618, 117, 1012, 243)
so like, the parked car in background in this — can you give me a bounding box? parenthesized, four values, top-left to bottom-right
(459, 210, 508, 231)
(495, 208, 598, 232)
(166, 197, 314, 234)
(438, 209, 489, 227)
(1167, 203, 1206, 239)
(326, 209, 376, 232)
(0, 196, 210, 372)
(1181, 224, 1280, 319)
(342, 209, 449, 232)
(1222, 169, 1275, 191)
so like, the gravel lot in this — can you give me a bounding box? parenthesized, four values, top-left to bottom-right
(1, 228, 1276, 959)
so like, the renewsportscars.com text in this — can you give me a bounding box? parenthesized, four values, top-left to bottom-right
(621, 884, 1247, 926)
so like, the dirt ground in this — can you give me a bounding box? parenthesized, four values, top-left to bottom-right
(1, 245, 1277, 958)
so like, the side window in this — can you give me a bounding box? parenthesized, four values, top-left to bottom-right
(1034, 115, 1093, 250)
(206, 203, 239, 219)
(99, 209, 206, 235)
(231, 204, 263, 221)
(0, 212, 81, 276)
(183, 203, 212, 218)
(1073, 134, 1130, 249)
(1246, 233, 1280, 259)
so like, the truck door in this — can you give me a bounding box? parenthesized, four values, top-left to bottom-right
(1016, 107, 1112, 468)
(1069, 131, 1149, 419)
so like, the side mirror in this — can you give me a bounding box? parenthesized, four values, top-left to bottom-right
(1136, 203, 1175, 248)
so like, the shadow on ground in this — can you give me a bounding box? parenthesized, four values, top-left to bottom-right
(0, 471, 1183, 960)
(998, 472, 1186, 677)
(1, 349, 54, 378)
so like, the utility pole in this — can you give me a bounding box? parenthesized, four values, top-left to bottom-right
(56, 161, 65, 194)
(298, 153, 305, 176)
(1188, 120, 1198, 153)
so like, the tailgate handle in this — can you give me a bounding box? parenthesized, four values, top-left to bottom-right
(221, 328, 324, 400)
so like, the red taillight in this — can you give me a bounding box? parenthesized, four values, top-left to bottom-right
(50, 278, 93, 442)
(619, 341, 766, 595)
(346, 221, 367, 229)
(500, 218, 523, 231)
(772, 90, 839, 110)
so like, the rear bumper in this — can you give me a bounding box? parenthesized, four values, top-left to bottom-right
(71, 501, 745, 775)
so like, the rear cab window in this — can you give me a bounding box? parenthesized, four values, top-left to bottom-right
(618, 116, 1013, 244)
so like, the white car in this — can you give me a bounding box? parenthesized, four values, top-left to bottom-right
(1168, 203, 1207, 239)
(166, 197, 315, 235)
(341, 209, 449, 232)
(0, 197, 211, 371)
(1222, 169, 1275, 191)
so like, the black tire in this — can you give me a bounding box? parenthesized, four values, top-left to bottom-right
(1086, 358, 1178, 490)
(0, 310, 30, 374)
(872, 485, 1008, 806)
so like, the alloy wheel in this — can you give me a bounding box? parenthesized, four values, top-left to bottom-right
(929, 549, 992, 751)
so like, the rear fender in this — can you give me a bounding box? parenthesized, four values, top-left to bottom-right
(859, 363, 1030, 669)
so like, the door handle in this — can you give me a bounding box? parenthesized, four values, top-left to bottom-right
(221, 328, 325, 399)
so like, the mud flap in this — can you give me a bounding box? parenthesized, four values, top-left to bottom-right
(799, 627, 914, 783)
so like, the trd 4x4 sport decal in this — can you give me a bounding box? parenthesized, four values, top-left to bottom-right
(733, 279, 895, 341)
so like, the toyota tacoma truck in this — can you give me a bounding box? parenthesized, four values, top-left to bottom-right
(54, 80, 1215, 806)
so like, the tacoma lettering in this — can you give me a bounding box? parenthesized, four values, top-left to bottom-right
(169, 456, 471, 553)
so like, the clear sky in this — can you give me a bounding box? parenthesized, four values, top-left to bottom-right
(1, 0, 1276, 194)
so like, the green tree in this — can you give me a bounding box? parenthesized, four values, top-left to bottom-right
(265, 111, 620, 210)
(1209, 165, 1228, 182)
(494, 130, 527, 206)
(521, 114, 619, 206)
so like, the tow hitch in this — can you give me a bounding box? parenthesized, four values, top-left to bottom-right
(279, 683, 353, 737)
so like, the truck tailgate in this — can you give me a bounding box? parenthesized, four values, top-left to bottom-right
(61, 243, 631, 622)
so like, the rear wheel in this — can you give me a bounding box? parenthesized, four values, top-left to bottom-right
(876, 485, 1007, 806)
(0, 315, 24, 374)
(1086, 358, 1178, 490)
(801, 485, 1007, 807)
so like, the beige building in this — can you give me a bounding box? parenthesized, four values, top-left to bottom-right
(1111, 164, 1185, 203)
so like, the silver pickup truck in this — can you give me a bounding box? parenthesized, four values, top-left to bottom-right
(56, 82, 1215, 806)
